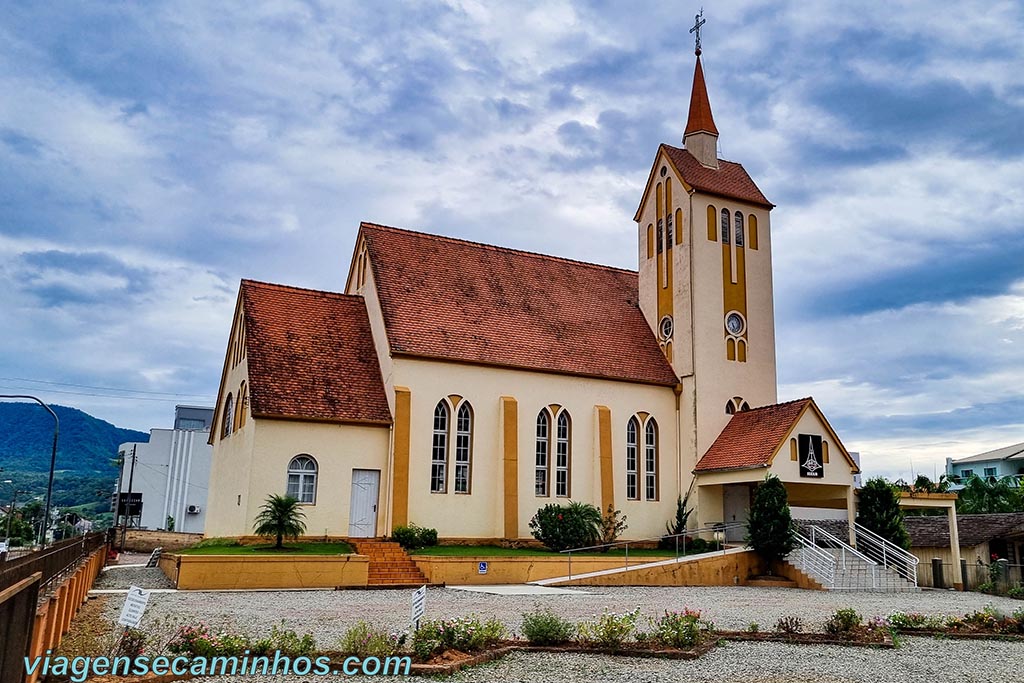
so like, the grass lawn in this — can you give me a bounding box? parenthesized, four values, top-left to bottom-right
(408, 544, 681, 558)
(179, 541, 354, 555)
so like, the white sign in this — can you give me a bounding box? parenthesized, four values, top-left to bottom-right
(478, 561, 488, 575)
(410, 585, 426, 625)
(0, 540, 8, 553)
(118, 586, 151, 628)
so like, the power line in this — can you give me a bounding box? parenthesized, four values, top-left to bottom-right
(0, 376, 211, 398)
(0, 384, 211, 403)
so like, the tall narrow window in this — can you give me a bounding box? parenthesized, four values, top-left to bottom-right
(454, 402, 472, 494)
(626, 417, 639, 500)
(657, 220, 664, 254)
(236, 381, 248, 429)
(535, 410, 549, 496)
(721, 208, 730, 244)
(221, 393, 234, 439)
(666, 213, 673, 249)
(644, 419, 659, 501)
(555, 411, 571, 497)
(286, 455, 317, 504)
(431, 401, 449, 493)
(734, 211, 744, 247)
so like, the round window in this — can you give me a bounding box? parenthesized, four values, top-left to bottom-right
(659, 316, 674, 340)
(725, 312, 745, 336)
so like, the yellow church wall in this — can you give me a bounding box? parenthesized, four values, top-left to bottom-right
(347, 254, 396, 417)
(689, 194, 777, 459)
(392, 356, 680, 541)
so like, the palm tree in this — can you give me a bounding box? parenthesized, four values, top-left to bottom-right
(957, 476, 1018, 514)
(253, 494, 307, 549)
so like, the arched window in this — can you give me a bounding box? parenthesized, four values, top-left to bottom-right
(431, 401, 449, 493)
(726, 401, 736, 415)
(535, 410, 549, 496)
(454, 402, 473, 494)
(286, 455, 317, 504)
(555, 411, 571, 497)
(734, 211, 744, 247)
(626, 417, 639, 500)
(236, 381, 248, 430)
(221, 393, 234, 439)
(644, 419, 659, 501)
(721, 208, 730, 244)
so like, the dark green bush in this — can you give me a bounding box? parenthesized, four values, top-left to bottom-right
(391, 523, 439, 550)
(824, 608, 862, 634)
(520, 608, 576, 645)
(528, 501, 602, 552)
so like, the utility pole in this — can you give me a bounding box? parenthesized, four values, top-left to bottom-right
(120, 445, 137, 551)
(113, 449, 125, 544)
(0, 395, 59, 548)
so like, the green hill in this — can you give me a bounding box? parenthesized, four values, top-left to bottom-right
(0, 403, 149, 519)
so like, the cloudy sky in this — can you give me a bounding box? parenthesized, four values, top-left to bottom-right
(1, 1, 1021, 480)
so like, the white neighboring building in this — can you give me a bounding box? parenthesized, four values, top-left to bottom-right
(118, 405, 214, 534)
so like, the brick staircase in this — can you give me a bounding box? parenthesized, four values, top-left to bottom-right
(352, 539, 428, 587)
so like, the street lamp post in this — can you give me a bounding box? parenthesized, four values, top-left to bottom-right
(0, 395, 59, 547)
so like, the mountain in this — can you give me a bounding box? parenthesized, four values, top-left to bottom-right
(0, 402, 148, 477)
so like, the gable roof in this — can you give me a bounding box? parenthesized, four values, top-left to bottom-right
(695, 398, 812, 472)
(240, 279, 392, 425)
(952, 441, 1024, 465)
(359, 223, 679, 387)
(662, 145, 773, 209)
(904, 513, 1024, 548)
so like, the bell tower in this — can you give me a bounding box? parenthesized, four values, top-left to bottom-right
(635, 11, 778, 464)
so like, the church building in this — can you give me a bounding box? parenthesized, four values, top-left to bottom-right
(205, 39, 861, 544)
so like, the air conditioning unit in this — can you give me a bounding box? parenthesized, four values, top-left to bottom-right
(186, 505, 201, 515)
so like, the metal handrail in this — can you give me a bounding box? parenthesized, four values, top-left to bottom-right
(790, 531, 836, 588)
(853, 523, 919, 586)
(559, 522, 746, 581)
(809, 525, 877, 568)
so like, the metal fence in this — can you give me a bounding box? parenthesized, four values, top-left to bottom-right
(0, 532, 107, 596)
(917, 559, 1024, 591)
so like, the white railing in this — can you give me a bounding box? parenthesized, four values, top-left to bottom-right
(789, 531, 836, 589)
(853, 523, 919, 587)
(808, 524, 879, 590)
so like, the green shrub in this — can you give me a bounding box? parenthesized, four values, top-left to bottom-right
(167, 623, 249, 657)
(1007, 584, 1024, 600)
(520, 608, 576, 645)
(576, 608, 640, 648)
(977, 581, 997, 595)
(529, 501, 602, 552)
(411, 616, 507, 659)
(599, 504, 628, 548)
(824, 608, 862, 635)
(774, 616, 802, 634)
(267, 623, 316, 656)
(649, 609, 706, 648)
(659, 494, 692, 550)
(887, 611, 945, 630)
(115, 628, 148, 659)
(193, 537, 242, 549)
(745, 622, 760, 633)
(391, 523, 439, 550)
(338, 621, 405, 658)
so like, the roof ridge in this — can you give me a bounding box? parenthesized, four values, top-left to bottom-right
(742, 397, 812, 413)
(662, 143, 745, 168)
(360, 222, 638, 276)
(241, 278, 357, 301)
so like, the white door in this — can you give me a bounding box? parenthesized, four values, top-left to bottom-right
(722, 484, 751, 543)
(348, 469, 380, 538)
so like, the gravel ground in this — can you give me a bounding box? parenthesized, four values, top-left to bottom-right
(195, 639, 1024, 683)
(93, 564, 175, 590)
(97, 578, 1024, 641)
(87, 566, 1023, 682)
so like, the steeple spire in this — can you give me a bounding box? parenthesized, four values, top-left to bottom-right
(683, 9, 719, 168)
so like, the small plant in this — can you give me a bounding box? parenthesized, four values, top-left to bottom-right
(774, 616, 802, 634)
(411, 616, 507, 660)
(252, 494, 307, 549)
(886, 611, 945, 631)
(976, 581, 997, 594)
(267, 622, 317, 656)
(649, 609, 706, 648)
(576, 608, 641, 648)
(1007, 585, 1024, 600)
(165, 515, 175, 532)
(391, 523, 439, 550)
(824, 608, 862, 635)
(115, 628, 148, 659)
(339, 621, 405, 658)
(529, 501, 602, 552)
(193, 537, 242, 548)
(521, 608, 576, 645)
(167, 623, 249, 657)
(599, 504, 628, 548)
(745, 622, 760, 633)
(659, 493, 692, 550)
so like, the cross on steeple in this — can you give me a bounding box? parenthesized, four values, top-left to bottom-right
(690, 8, 706, 56)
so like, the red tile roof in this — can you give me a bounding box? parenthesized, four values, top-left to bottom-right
(684, 56, 718, 136)
(240, 280, 392, 424)
(694, 398, 812, 472)
(360, 223, 679, 386)
(663, 145, 773, 209)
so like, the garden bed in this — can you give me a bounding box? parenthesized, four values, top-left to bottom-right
(717, 629, 893, 647)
